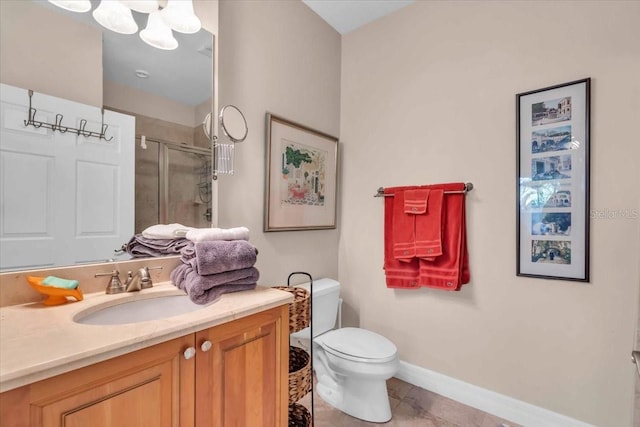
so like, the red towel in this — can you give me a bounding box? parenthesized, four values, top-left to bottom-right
(383, 183, 470, 291)
(404, 189, 430, 214)
(413, 189, 443, 261)
(384, 186, 420, 288)
(392, 190, 417, 262)
(392, 189, 443, 262)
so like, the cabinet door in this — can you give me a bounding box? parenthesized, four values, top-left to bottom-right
(195, 306, 289, 427)
(0, 335, 195, 427)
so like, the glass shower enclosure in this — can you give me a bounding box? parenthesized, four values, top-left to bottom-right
(135, 137, 212, 233)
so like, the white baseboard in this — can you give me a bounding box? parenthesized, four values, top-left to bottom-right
(395, 360, 595, 427)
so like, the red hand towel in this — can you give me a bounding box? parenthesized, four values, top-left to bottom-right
(384, 186, 420, 288)
(412, 189, 444, 261)
(404, 189, 430, 214)
(418, 185, 470, 290)
(392, 190, 417, 262)
(392, 188, 444, 263)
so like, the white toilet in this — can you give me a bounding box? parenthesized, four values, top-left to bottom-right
(290, 278, 399, 423)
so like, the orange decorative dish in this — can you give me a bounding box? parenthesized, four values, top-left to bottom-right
(27, 276, 84, 306)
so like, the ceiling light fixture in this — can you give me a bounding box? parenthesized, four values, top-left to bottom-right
(140, 11, 178, 51)
(46, 0, 92, 13)
(92, 0, 138, 35)
(160, 0, 201, 34)
(47, 0, 203, 50)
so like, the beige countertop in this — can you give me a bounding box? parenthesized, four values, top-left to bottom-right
(0, 282, 292, 393)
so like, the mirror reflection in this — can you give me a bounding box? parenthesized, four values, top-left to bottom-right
(0, 1, 214, 271)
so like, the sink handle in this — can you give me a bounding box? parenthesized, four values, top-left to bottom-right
(95, 270, 126, 294)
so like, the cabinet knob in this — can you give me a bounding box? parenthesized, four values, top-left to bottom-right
(183, 347, 196, 360)
(201, 340, 212, 352)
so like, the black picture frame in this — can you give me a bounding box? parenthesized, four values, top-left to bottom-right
(516, 78, 590, 281)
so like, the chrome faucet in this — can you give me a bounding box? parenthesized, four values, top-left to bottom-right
(123, 270, 142, 292)
(96, 266, 163, 294)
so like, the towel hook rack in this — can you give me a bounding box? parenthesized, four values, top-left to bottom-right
(23, 90, 113, 142)
(374, 182, 474, 197)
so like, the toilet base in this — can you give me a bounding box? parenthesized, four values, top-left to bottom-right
(317, 374, 392, 423)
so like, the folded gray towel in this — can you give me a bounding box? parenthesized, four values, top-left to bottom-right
(181, 240, 257, 275)
(170, 263, 259, 304)
(122, 234, 191, 258)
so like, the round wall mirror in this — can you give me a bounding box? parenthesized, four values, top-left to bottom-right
(219, 105, 248, 143)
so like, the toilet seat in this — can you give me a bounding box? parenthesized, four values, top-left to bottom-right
(319, 327, 397, 363)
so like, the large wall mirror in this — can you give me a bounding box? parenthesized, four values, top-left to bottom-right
(0, 0, 216, 271)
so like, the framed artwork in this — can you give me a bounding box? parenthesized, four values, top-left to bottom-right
(516, 78, 591, 281)
(264, 113, 339, 231)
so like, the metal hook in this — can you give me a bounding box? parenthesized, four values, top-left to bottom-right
(24, 90, 38, 127)
(99, 108, 113, 142)
(54, 114, 68, 133)
(100, 124, 113, 142)
(78, 119, 93, 137)
(22, 90, 114, 143)
(27, 108, 42, 128)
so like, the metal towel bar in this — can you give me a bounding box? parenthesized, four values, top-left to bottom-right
(374, 182, 474, 197)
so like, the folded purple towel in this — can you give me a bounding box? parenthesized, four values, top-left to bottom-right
(180, 240, 258, 276)
(122, 234, 191, 258)
(170, 264, 259, 304)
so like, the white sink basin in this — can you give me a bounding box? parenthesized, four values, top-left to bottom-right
(74, 294, 207, 325)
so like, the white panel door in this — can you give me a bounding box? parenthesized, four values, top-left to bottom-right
(0, 83, 134, 270)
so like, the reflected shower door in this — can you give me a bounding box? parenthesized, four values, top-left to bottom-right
(135, 140, 212, 233)
(135, 139, 160, 233)
(161, 145, 212, 228)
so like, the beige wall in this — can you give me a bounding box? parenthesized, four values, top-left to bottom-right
(104, 80, 199, 128)
(340, 1, 640, 426)
(217, 0, 341, 286)
(0, 0, 102, 107)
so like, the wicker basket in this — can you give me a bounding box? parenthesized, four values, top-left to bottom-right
(288, 346, 312, 404)
(274, 286, 310, 333)
(288, 403, 312, 427)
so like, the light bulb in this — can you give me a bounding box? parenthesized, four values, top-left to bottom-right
(160, 0, 201, 34)
(92, 0, 138, 35)
(140, 11, 178, 50)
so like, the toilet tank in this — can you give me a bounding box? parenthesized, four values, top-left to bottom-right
(294, 278, 341, 338)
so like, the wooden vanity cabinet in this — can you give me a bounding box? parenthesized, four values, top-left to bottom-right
(0, 334, 195, 427)
(0, 305, 289, 427)
(194, 305, 288, 427)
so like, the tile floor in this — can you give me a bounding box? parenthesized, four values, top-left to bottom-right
(297, 377, 520, 427)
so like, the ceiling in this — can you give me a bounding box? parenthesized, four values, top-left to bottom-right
(302, 0, 415, 34)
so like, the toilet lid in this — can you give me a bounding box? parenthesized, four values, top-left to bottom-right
(321, 327, 397, 361)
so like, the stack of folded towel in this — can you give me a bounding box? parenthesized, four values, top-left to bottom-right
(120, 224, 251, 259)
(120, 224, 258, 304)
(170, 227, 258, 304)
(120, 223, 192, 258)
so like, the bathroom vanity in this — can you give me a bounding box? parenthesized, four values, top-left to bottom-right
(0, 275, 292, 427)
